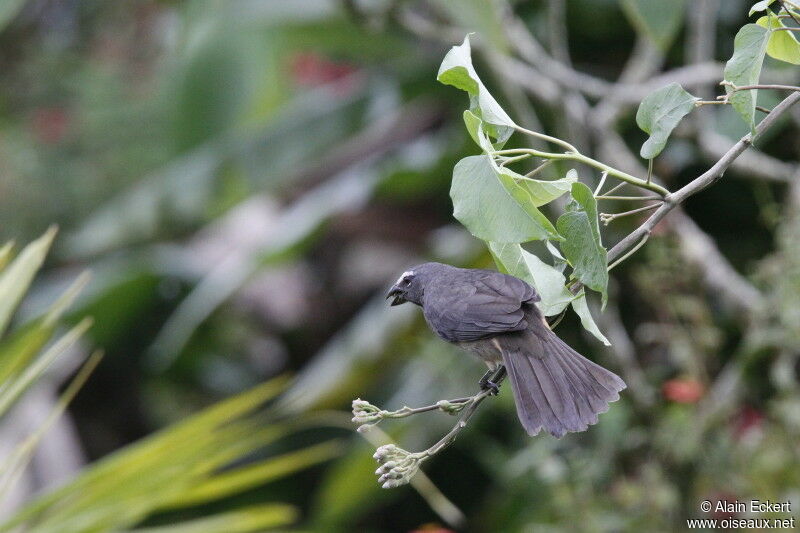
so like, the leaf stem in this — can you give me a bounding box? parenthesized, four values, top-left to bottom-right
(698, 99, 771, 113)
(607, 233, 649, 271)
(778, 0, 800, 26)
(595, 195, 663, 201)
(493, 149, 670, 196)
(513, 125, 578, 153)
(601, 182, 627, 197)
(720, 82, 800, 93)
(600, 203, 660, 225)
(593, 171, 609, 196)
(525, 159, 554, 177)
(499, 153, 532, 167)
(572, 153, 669, 196)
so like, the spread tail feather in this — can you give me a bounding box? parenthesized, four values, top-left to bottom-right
(500, 331, 626, 438)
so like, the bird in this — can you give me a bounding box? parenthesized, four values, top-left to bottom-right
(385, 262, 626, 438)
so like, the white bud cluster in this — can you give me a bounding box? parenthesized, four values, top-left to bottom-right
(372, 444, 422, 489)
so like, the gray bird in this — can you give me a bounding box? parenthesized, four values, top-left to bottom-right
(386, 262, 625, 438)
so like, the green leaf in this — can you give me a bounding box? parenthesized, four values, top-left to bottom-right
(463, 110, 495, 152)
(0, 319, 92, 418)
(489, 242, 574, 316)
(438, 35, 516, 146)
(310, 440, 394, 527)
(0, 226, 57, 337)
(489, 158, 576, 207)
(131, 504, 298, 533)
(571, 290, 611, 346)
(166, 441, 344, 508)
(546, 240, 568, 273)
(636, 83, 698, 159)
(0, 271, 89, 387)
(520, 168, 579, 207)
(556, 183, 608, 306)
(749, 0, 776, 16)
(450, 155, 560, 243)
(724, 24, 770, 129)
(466, 112, 575, 207)
(619, 0, 687, 50)
(0, 242, 14, 271)
(757, 15, 800, 64)
(0, 0, 26, 33)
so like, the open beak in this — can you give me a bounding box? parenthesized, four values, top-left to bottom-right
(385, 286, 406, 306)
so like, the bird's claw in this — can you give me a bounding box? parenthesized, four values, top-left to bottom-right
(480, 380, 500, 396)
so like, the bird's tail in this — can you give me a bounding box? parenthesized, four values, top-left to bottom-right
(500, 328, 626, 438)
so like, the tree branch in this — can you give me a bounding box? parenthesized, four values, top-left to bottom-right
(607, 92, 800, 264)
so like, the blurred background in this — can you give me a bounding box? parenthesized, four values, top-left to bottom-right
(0, 0, 799, 531)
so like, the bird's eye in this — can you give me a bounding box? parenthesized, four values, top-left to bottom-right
(402, 275, 413, 285)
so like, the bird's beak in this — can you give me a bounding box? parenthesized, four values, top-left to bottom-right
(385, 286, 406, 306)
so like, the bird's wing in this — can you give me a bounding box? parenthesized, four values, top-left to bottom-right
(423, 270, 539, 342)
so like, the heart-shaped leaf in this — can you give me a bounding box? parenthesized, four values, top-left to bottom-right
(451, 155, 560, 243)
(724, 24, 770, 129)
(488, 158, 577, 207)
(571, 289, 611, 345)
(636, 83, 698, 159)
(757, 15, 800, 65)
(438, 35, 516, 147)
(749, 0, 776, 16)
(556, 182, 608, 306)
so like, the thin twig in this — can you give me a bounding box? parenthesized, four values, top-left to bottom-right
(595, 195, 663, 201)
(721, 82, 800, 93)
(499, 153, 532, 167)
(513, 125, 578, 153)
(593, 171, 609, 196)
(698, 99, 771, 113)
(779, 0, 800, 26)
(607, 234, 649, 271)
(360, 366, 507, 489)
(421, 366, 507, 457)
(525, 159, 554, 177)
(600, 182, 627, 197)
(600, 203, 660, 225)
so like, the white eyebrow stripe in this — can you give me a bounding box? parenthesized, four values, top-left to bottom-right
(395, 270, 415, 284)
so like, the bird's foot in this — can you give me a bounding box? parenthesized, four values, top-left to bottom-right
(483, 380, 500, 396)
(478, 366, 505, 396)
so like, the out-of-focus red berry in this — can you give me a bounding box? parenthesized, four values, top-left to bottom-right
(290, 52, 357, 86)
(733, 405, 764, 439)
(30, 107, 70, 145)
(410, 524, 456, 533)
(662, 378, 704, 403)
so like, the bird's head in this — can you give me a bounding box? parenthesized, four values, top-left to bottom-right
(385, 263, 440, 306)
